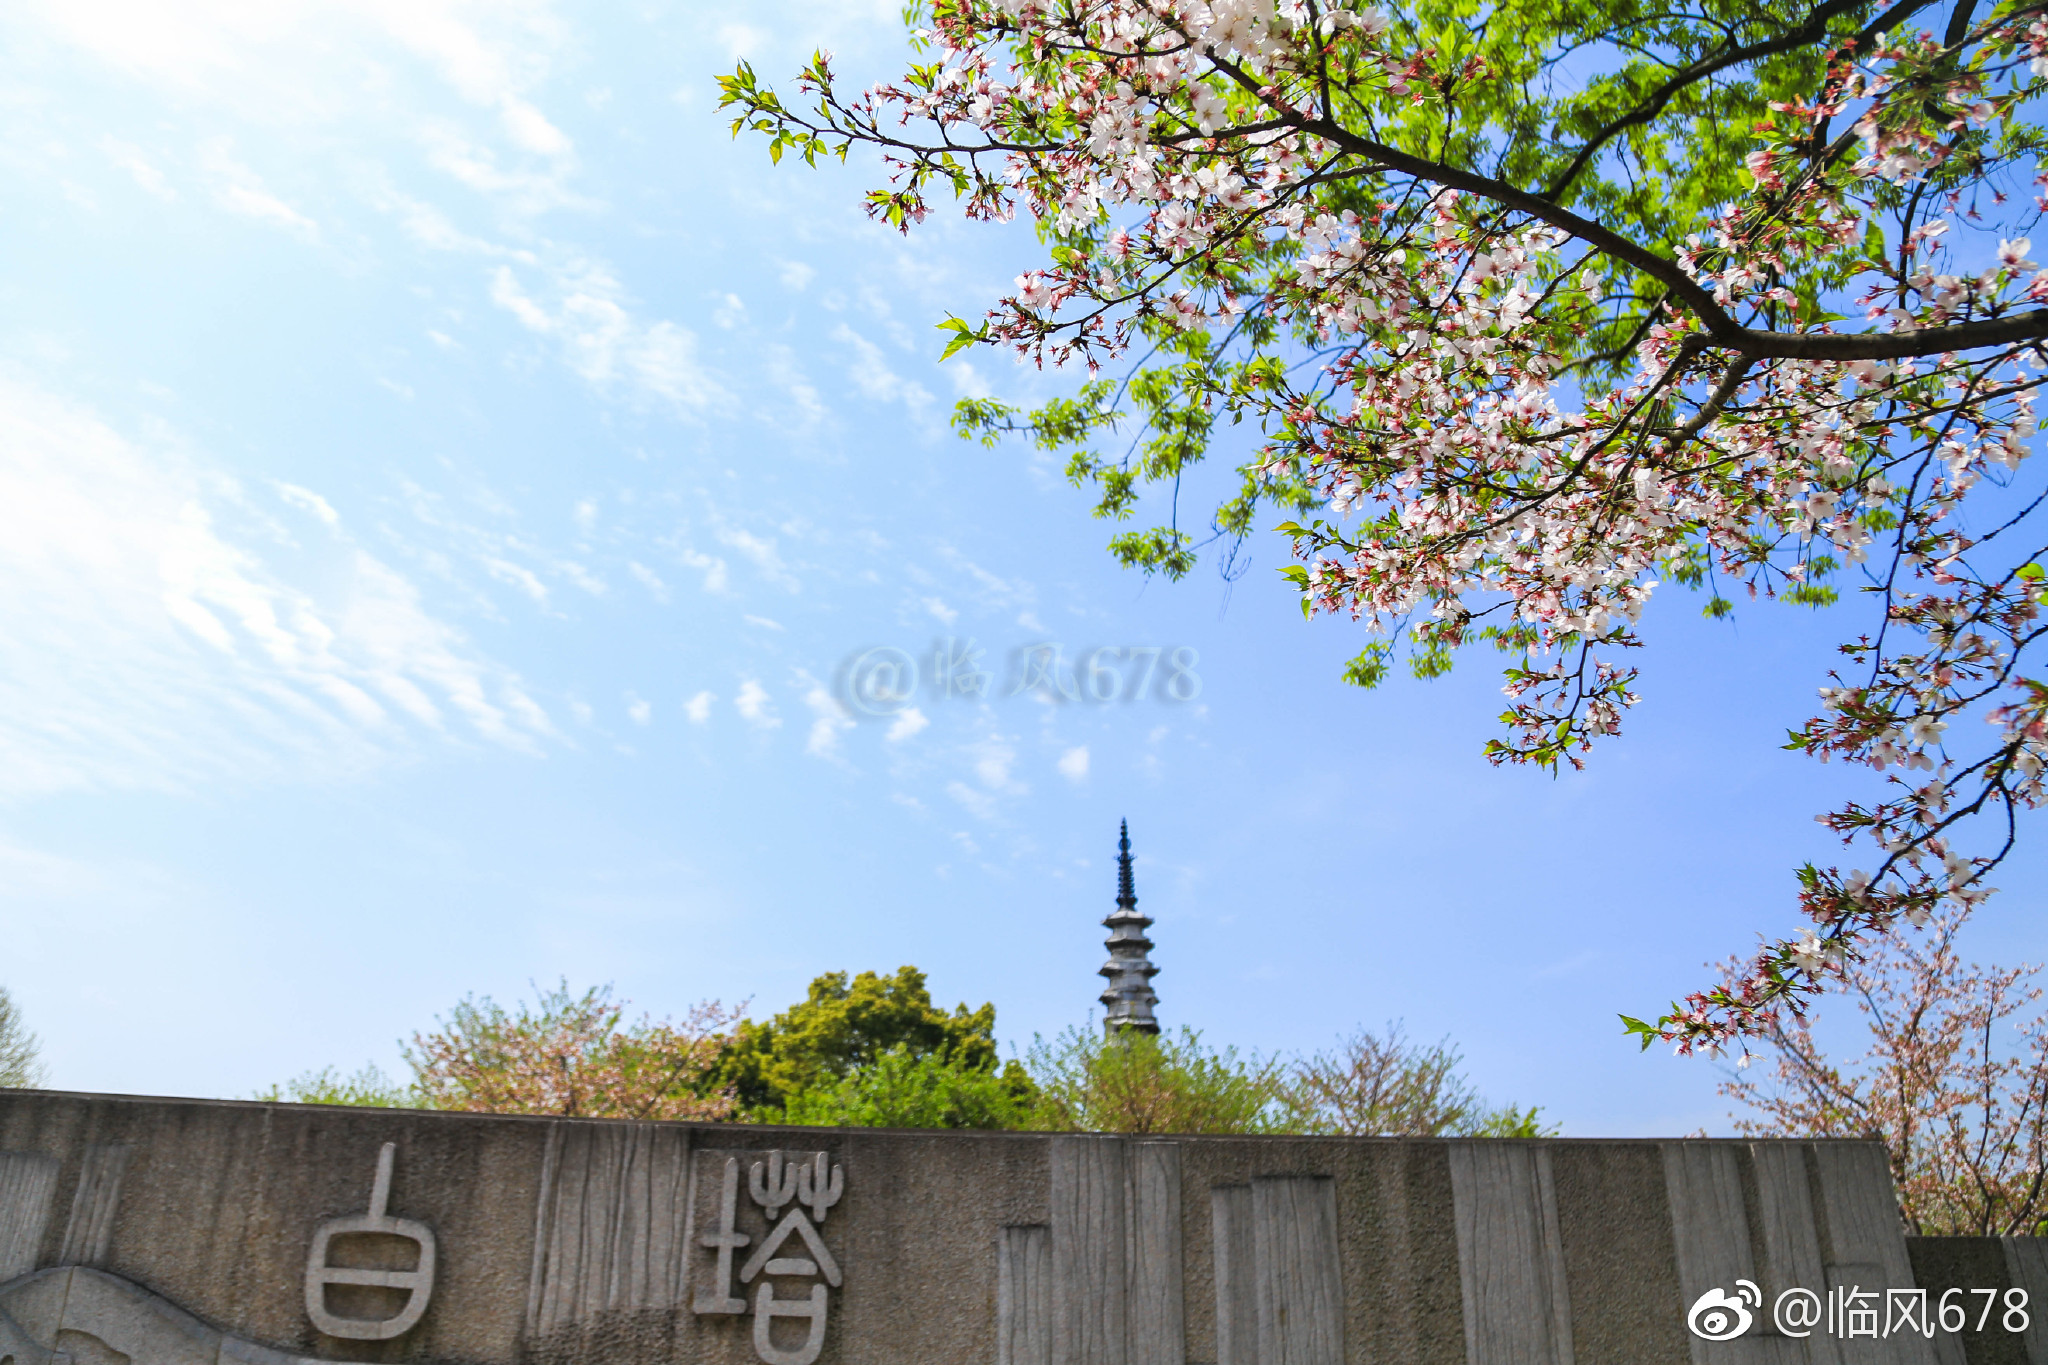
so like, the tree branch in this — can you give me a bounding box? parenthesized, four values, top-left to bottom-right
(1542, 0, 1935, 202)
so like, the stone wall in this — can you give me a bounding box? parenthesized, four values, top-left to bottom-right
(0, 1091, 2032, 1365)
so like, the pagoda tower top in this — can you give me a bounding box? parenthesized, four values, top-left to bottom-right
(1099, 819, 1160, 1036)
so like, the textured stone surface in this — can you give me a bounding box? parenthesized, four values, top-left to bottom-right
(0, 1091, 2006, 1365)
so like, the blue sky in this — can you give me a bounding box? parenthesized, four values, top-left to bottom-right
(3, 0, 2045, 1135)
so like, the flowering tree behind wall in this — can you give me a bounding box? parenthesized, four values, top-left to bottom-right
(1723, 911, 2048, 1234)
(723, 0, 2048, 1047)
(405, 981, 742, 1121)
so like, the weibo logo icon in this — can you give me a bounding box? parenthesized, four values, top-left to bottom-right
(1688, 1281, 1762, 1340)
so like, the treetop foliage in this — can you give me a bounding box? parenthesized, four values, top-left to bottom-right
(1289, 1022, 1556, 1135)
(781, 1044, 1039, 1128)
(713, 966, 1011, 1119)
(0, 986, 46, 1091)
(255, 972, 1546, 1139)
(403, 980, 741, 1122)
(1027, 1025, 1297, 1132)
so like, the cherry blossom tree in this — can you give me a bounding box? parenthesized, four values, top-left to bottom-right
(405, 981, 742, 1121)
(722, 0, 2048, 1047)
(1287, 1021, 1552, 1135)
(1723, 910, 2048, 1234)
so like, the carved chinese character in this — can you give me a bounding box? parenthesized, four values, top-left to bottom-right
(304, 1143, 435, 1341)
(693, 1157, 751, 1315)
(751, 1283, 828, 1365)
(693, 1150, 843, 1365)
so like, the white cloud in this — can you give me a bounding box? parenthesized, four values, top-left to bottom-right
(717, 21, 770, 58)
(274, 482, 339, 526)
(1057, 745, 1090, 782)
(800, 673, 852, 759)
(922, 596, 957, 627)
(625, 692, 651, 725)
(779, 260, 815, 290)
(499, 97, 572, 157)
(218, 181, 318, 235)
(484, 556, 549, 607)
(683, 690, 713, 724)
(629, 561, 668, 602)
(975, 742, 1016, 789)
(98, 137, 174, 199)
(763, 344, 825, 429)
(717, 524, 799, 592)
(198, 139, 318, 237)
(559, 560, 605, 596)
(937, 545, 1038, 618)
(19, 0, 572, 139)
(946, 780, 997, 820)
(945, 733, 1026, 820)
(743, 614, 785, 632)
(491, 264, 726, 416)
(678, 547, 728, 595)
(886, 708, 928, 743)
(948, 358, 990, 399)
(0, 376, 551, 795)
(734, 678, 779, 730)
(832, 323, 932, 415)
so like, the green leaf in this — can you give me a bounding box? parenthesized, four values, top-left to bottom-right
(936, 317, 983, 361)
(1341, 642, 1392, 689)
(1618, 1015, 1663, 1052)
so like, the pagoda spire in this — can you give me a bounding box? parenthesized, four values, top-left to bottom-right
(1099, 819, 1160, 1036)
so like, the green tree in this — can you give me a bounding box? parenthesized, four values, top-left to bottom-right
(254, 1063, 415, 1108)
(1287, 1023, 1555, 1136)
(0, 986, 46, 1090)
(782, 1045, 1036, 1129)
(718, 966, 1019, 1120)
(1025, 1026, 1291, 1134)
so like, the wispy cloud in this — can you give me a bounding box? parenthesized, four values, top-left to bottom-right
(716, 524, 800, 592)
(945, 732, 1027, 820)
(98, 137, 174, 199)
(491, 264, 726, 416)
(1057, 745, 1089, 782)
(832, 323, 932, 418)
(628, 561, 668, 602)
(200, 139, 318, 237)
(0, 377, 552, 796)
(678, 547, 729, 594)
(800, 671, 852, 759)
(734, 678, 779, 730)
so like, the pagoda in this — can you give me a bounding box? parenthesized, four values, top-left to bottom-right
(1098, 819, 1160, 1036)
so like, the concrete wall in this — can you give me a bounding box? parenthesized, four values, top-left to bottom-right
(0, 1091, 2028, 1365)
